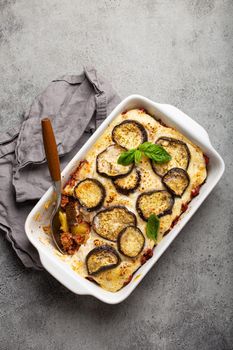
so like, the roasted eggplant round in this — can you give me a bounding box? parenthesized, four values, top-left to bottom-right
(117, 226, 145, 258)
(74, 178, 105, 211)
(93, 206, 137, 241)
(65, 201, 78, 226)
(113, 168, 141, 195)
(162, 167, 190, 197)
(112, 120, 148, 149)
(96, 144, 134, 179)
(136, 190, 174, 220)
(151, 137, 191, 177)
(86, 245, 120, 275)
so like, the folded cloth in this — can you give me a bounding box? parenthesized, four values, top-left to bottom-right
(0, 67, 120, 269)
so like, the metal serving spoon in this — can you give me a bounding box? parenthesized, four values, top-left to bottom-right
(41, 118, 64, 254)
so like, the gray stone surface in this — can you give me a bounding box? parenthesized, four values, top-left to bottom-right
(0, 0, 233, 349)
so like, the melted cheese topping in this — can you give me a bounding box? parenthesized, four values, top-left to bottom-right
(62, 109, 207, 292)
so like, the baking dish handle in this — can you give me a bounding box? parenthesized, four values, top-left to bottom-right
(39, 251, 89, 295)
(157, 103, 212, 148)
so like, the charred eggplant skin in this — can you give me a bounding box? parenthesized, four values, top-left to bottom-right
(92, 205, 137, 242)
(136, 190, 174, 221)
(112, 120, 148, 149)
(117, 226, 145, 258)
(96, 145, 134, 179)
(113, 169, 141, 195)
(162, 167, 190, 197)
(74, 178, 106, 212)
(85, 276, 100, 286)
(151, 137, 191, 177)
(86, 245, 120, 275)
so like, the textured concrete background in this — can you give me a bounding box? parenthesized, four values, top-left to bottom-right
(0, 1, 233, 349)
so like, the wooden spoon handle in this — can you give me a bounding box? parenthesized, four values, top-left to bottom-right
(41, 118, 61, 182)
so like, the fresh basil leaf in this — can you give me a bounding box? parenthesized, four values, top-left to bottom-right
(118, 142, 171, 166)
(134, 150, 142, 164)
(140, 142, 171, 163)
(117, 149, 136, 165)
(138, 142, 154, 152)
(146, 214, 160, 241)
(146, 147, 171, 163)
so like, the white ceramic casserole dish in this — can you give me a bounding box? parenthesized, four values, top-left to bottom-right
(25, 95, 225, 304)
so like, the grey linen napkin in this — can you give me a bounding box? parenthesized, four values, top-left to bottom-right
(0, 67, 120, 269)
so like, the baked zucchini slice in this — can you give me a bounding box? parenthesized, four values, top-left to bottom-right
(113, 168, 141, 195)
(93, 206, 137, 241)
(117, 226, 145, 258)
(86, 246, 120, 275)
(96, 145, 134, 179)
(74, 178, 105, 211)
(136, 190, 174, 220)
(151, 137, 190, 177)
(162, 167, 190, 197)
(112, 120, 148, 149)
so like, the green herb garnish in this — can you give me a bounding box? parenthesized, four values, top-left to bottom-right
(134, 149, 142, 164)
(117, 148, 136, 166)
(139, 142, 172, 163)
(146, 214, 160, 241)
(117, 142, 171, 166)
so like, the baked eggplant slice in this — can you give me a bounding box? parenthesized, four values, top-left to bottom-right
(113, 168, 141, 195)
(65, 201, 78, 226)
(162, 167, 190, 197)
(117, 226, 145, 258)
(112, 120, 148, 149)
(86, 246, 120, 275)
(74, 178, 105, 211)
(96, 145, 134, 179)
(93, 206, 137, 241)
(136, 190, 174, 220)
(151, 137, 191, 177)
